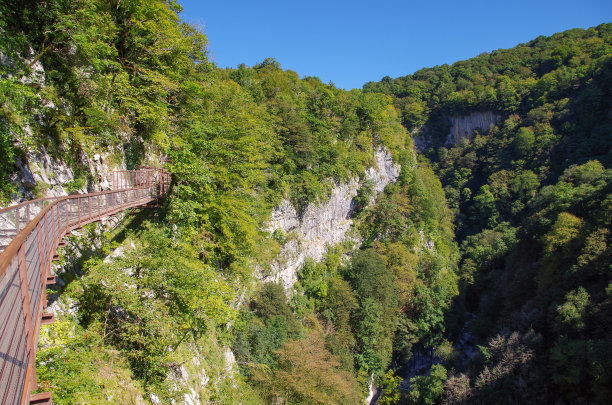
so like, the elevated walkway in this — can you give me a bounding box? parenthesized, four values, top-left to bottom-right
(0, 168, 171, 404)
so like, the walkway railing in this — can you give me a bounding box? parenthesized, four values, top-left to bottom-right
(0, 168, 171, 404)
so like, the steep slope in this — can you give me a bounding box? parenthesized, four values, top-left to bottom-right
(366, 23, 612, 404)
(1, 1, 459, 403)
(263, 146, 401, 289)
(8, 2, 609, 404)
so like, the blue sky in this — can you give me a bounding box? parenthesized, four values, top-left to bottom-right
(178, 0, 612, 90)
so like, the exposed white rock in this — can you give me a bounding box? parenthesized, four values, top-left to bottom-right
(418, 229, 435, 252)
(1, 50, 128, 206)
(86, 147, 127, 191)
(102, 241, 134, 264)
(200, 368, 210, 388)
(180, 364, 203, 405)
(224, 346, 237, 388)
(184, 387, 200, 405)
(0, 51, 11, 69)
(7, 142, 126, 206)
(365, 146, 401, 194)
(47, 297, 78, 319)
(0, 48, 45, 85)
(263, 146, 400, 290)
(22, 50, 45, 86)
(445, 111, 499, 145)
(29, 147, 80, 195)
(1, 50, 79, 203)
(6, 146, 77, 204)
(413, 111, 500, 151)
(157, 340, 240, 405)
(150, 393, 162, 405)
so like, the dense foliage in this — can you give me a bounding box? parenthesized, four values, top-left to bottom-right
(365, 23, 611, 160)
(232, 158, 460, 401)
(3, 0, 610, 402)
(2, 0, 449, 403)
(366, 23, 612, 404)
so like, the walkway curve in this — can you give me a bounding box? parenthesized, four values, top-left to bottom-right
(0, 168, 171, 405)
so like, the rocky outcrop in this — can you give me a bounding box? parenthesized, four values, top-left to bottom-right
(445, 111, 499, 145)
(413, 111, 500, 152)
(1, 50, 80, 203)
(10, 144, 128, 204)
(162, 341, 239, 405)
(263, 146, 400, 289)
(0, 47, 45, 85)
(2, 50, 127, 207)
(14, 149, 81, 199)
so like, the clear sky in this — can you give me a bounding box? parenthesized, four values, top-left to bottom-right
(178, 0, 612, 90)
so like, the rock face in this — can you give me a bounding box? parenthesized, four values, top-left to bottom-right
(413, 111, 500, 152)
(6, 145, 128, 209)
(15, 148, 80, 198)
(1, 50, 80, 203)
(263, 146, 400, 289)
(445, 111, 499, 145)
(2, 50, 127, 208)
(366, 147, 403, 194)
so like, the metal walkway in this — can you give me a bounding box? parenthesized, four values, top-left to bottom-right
(0, 168, 171, 404)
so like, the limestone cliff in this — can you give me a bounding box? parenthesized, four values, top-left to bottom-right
(445, 111, 499, 145)
(262, 146, 401, 289)
(413, 111, 500, 151)
(1, 50, 161, 208)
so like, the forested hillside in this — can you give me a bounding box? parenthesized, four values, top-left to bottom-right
(2, 1, 610, 404)
(1, 1, 458, 403)
(365, 23, 612, 404)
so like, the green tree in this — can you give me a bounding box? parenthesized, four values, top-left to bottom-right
(556, 287, 590, 332)
(472, 185, 499, 229)
(379, 369, 403, 405)
(408, 364, 447, 405)
(512, 127, 535, 159)
(252, 331, 362, 405)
